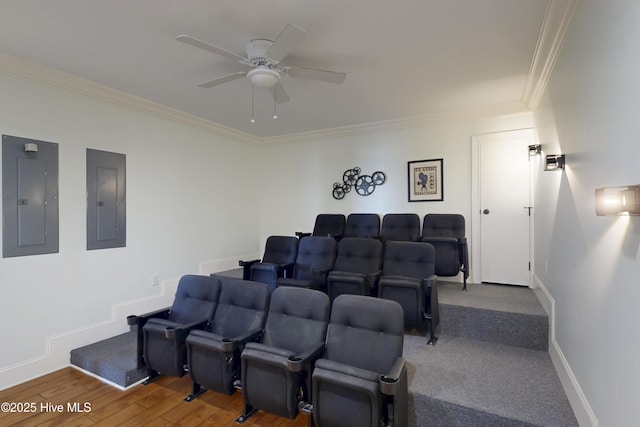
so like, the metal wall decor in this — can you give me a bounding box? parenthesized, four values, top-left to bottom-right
(333, 167, 386, 199)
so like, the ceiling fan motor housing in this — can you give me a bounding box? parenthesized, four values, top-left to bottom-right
(245, 39, 280, 88)
(245, 39, 276, 67)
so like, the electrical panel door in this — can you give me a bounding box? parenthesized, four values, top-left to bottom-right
(87, 149, 126, 250)
(2, 135, 59, 257)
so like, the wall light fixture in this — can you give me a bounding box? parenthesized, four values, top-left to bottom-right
(545, 154, 565, 171)
(595, 185, 640, 216)
(528, 144, 541, 156)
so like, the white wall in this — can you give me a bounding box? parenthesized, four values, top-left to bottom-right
(258, 113, 534, 248)
(533, 0, 640, 425)
(0, 71, 261, 388)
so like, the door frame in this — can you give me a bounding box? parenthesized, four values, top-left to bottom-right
(470, 128, 537, 287)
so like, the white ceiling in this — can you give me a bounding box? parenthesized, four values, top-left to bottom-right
(0, 0, 553, 139)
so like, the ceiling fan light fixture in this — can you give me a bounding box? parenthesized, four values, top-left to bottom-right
(247, 68, 279, 88)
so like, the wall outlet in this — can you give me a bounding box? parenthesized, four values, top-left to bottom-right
(544, 261, 549, 274)
(152, 274, 160, 287)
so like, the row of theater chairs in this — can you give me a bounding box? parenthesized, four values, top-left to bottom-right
(293, 213, 469, 290)
(241, 236, 439, 344)
(127, 275, 408, 427)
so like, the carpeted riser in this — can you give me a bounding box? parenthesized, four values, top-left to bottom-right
(409, 394, 539, 427)
(70, 331, 147, 388)
(439, 304, 548, 351)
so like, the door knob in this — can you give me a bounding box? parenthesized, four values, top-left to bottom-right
(483, 209, 490, 215)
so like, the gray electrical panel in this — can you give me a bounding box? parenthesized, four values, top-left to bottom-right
(2, 135, 59, 257)
(86, 149, 126, 250)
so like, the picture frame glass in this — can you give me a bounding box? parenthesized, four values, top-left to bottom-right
(408, 158, 443, 202)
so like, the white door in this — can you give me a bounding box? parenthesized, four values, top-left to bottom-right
(477, 130, 532, 286)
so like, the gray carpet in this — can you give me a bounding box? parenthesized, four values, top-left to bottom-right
(70, 331, 147, 388)
(438, 281, 546, 315)
(438, 281, 549, 351)
(404, 334, 577, 427)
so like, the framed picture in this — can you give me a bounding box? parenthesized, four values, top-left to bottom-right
(408, 158, 443, 202)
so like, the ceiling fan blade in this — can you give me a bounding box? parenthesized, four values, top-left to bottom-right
(197, 72, 247, 88)
(266, 24, 307, 62)
(176, 35, 248, 63)
(283, 66, 346, 84)
(269, 81, 290, 103)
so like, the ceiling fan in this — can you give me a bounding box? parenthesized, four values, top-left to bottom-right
(176, 24, 346, 104)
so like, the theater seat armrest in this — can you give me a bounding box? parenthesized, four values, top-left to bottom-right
(164, 319, 209, 339)
(252, 262, 284, 274)
(282, 263, 295, 277)
(422, 236, 458, 244)
(126, 307, 170, 326)
(380, 357, 406, 396)
(239, 258, 261, 279)
(221, 327, 263, 352)
(422, 274, 437, 289)
(287, 342, 325, 372)
(366, 271, 382, 285)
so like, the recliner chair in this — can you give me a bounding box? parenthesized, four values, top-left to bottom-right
(326, 237, 383, 302)
(378, 241, 440, 344)
(236, 287, 330, 423)
(380, 213, 421, 243)
(184, 278, 270, 400)
(343, 213, 380, 239)
(421, 213, 470, 290)
(310, 295, 408, 427)
(126, 274, 222, 383)
(277, 236, 337, 291)
(296, 214, 346, 240)
(238, 235, 298, 293)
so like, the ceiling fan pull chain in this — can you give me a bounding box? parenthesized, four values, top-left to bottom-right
(273, 84, 278, 119)
(250, 84, 256, 124)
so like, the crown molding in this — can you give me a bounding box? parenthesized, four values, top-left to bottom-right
(522, 0, 580, 110)
(1, 46, 538, 146)
(260, 101, 530, 144)
(0, 51, 260, 145)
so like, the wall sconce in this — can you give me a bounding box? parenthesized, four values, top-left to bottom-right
(545, 154, 565, 171)
(595, 185, 640, 216)
(528, 144, 541, 156)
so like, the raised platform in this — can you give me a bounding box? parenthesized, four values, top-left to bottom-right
(70, 330, 147, 389)
(438, 281, 549, 351)
(405, 333, 576, 426)
(69, 274, 577, 426)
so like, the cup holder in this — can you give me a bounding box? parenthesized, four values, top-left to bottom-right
(288, 355, 303, 372)
(379, 375, 399, 395)
(164, 326, 176, 339)
(221, 338, 235, 352)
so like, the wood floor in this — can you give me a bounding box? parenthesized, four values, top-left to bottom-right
(0, 367, 309, 426)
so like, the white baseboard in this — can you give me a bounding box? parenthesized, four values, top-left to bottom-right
(0, 256, 258, 392)
(69, 365, 147, 391)
(532, 275, 598, 427)
(0, 278, 181, 391)
(199, 253, 258, 275)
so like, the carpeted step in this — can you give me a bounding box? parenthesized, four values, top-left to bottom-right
(70, 331, 147, 389)
(437, 281, 549, 351)
(404, 334, 577, 427)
